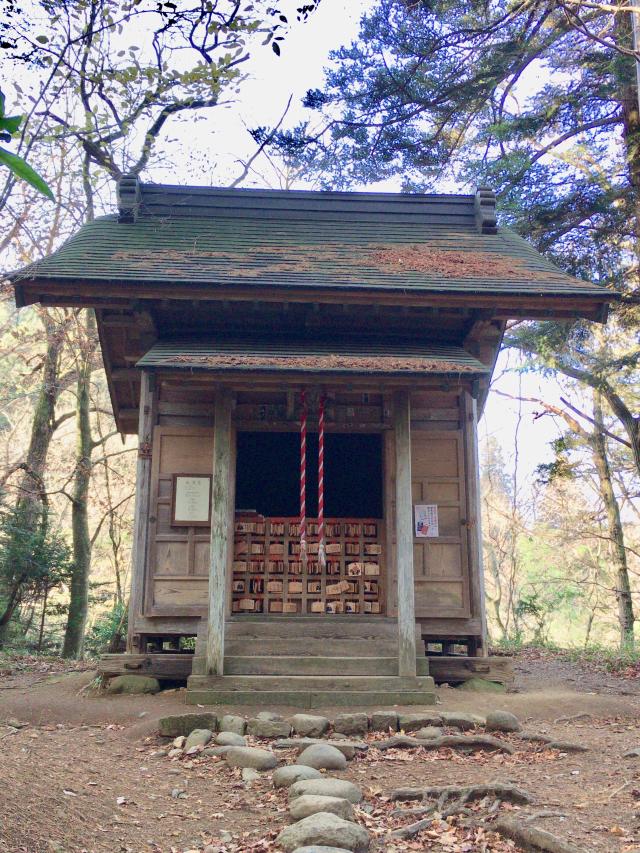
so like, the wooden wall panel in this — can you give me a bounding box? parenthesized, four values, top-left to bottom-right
(410, 423, 470, 619)
(145, 425, 214, 616)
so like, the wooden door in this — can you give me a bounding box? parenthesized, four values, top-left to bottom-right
(410, 430, 470, 618)
(144, 426, 214, 616)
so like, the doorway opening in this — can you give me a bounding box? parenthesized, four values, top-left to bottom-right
(234, 431, 383, 518)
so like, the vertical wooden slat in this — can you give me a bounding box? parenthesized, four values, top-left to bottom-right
(394, 388, 417, 677)
(463, 390, 488, 654)
(206, 389, 234, 675)
(127, 370, 156, 653)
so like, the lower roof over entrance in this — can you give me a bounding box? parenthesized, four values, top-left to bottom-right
(136, 338, 490, 376)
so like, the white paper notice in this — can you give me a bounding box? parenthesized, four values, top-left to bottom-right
(174, 476, 211, 523)
(414, 504, 439, 538)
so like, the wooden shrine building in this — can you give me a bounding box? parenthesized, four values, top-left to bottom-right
(10, 179, 611, 706)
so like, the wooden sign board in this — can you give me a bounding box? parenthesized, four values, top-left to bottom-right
(171, 474, 212, 526)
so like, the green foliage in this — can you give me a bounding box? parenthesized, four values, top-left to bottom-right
(563, 643, 640, 675)
(0, 88, 53, 199)
(0, 508, 73, 604)
(84, 601, 127, 656)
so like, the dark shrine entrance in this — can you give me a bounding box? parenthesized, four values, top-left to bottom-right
(232, 431, 385, 616)
(235, 431, 383, 518)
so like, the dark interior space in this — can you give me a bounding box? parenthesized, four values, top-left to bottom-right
(235, 431, 382, 518)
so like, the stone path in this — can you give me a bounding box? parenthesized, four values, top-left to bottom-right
(157, 707, 590, 851)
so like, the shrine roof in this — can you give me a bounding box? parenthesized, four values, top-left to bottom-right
(9, 179, 611, 310)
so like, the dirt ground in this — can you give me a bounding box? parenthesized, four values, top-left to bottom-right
(1, 651, 640, 853)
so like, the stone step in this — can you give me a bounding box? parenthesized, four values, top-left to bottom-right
(214, 655, 431, 676)
(188, 673, 434, 692)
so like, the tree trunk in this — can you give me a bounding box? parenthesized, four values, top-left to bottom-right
(591, 391, 635, 648)
(0, 314, 64, 645)
(62, 319, 94, 659)
(13, 313, 63, 528)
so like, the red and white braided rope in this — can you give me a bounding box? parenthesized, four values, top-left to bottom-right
(299, 388, 307, 567)
(318, 392, 326, 569)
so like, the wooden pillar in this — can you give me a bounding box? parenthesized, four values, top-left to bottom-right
(463, 390, 488, 654)
(127, 371, 156, 653)
(394, 388, 417, 677)
(206, 389, 234, 676)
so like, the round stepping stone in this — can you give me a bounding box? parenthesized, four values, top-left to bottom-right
(289, 794, 354, 822)
(370, 710, 398, 732)
(398, 712, 442, 732)
(225, 746, 278, 770)
(276, 813, 370, 853)
(415, 726, 443, 739)
(291, 714, 331, 738)
(273, 765, 323, 788)
(289, 778, 363, 804)
(440, 711, 476, 730)
(215, 731, 246, 747)
(203, 745, 233, 757)
(292, 848, 354, 853)
(220, 714, 246, 735)
(332, 712, 369, 736)
(296, 744, 347, 771)
(184, 728, 213, 750)
(242, 767, 261, 782)
(485, 710, 521, 733)
(248, 718, 292, 738)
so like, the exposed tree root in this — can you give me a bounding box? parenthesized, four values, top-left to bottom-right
(391, 782, 532, 805)
(524, 811, 570, 823)
(377, 734, 514, 754)
(389, 783, 534, 839)
(493, 816, 587, 853)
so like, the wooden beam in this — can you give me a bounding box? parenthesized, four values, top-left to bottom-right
(206, 389, 234, 676)
(126, 371, 156, 653)
(462, 391, 488, 655)
(394, 388, 417, 677)
(18, 279, 611, 319)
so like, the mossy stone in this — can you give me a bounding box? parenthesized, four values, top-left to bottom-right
(457, 677, 506, 693)
(106, 675, 160, 695)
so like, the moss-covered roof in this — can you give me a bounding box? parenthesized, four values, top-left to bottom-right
(137, 337, 490, 376)
(10, 182, 609, 301)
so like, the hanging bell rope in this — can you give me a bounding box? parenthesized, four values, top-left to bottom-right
(317, 392, 326, 570)
(299, 388, 308, 569)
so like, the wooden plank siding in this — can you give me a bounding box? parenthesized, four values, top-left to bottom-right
(144, 425, 214, 617)
(409, 392, 472, 621)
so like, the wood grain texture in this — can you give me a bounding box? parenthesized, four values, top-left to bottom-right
(462, 391, 488, 654)
(394, 389, 417, 676)
(206, 389, 234, 675)
(126, 371, 156, 653)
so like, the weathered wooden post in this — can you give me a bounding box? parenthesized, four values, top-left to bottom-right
(394, 388, 417, 677)
(206, 388, 234, 676)
(126, 371, 155, 654)
(463, 390, 488, 655)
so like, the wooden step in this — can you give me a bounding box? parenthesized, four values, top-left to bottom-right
(220, 655, 430, 676)
(186, 689, 437, 708)
(224, 637, 397, 657)
(186, 672, 436, 707)
(220, 618, 414, 640)
(188, 673, 434, 691)
(196, 618, 420, 646)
